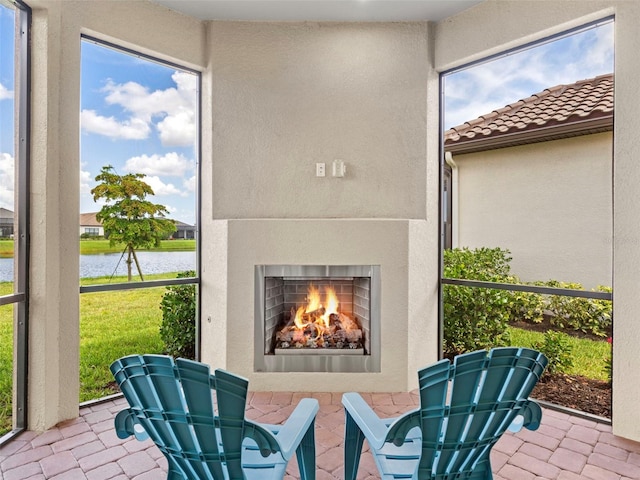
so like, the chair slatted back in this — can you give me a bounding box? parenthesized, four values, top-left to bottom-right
(417, 347, 547, 479)
(110, 354, 251, 480)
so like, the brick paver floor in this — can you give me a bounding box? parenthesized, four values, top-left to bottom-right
(2, 392, 640, 479)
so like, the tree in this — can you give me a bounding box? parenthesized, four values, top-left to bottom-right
(91, 165, 176, 281)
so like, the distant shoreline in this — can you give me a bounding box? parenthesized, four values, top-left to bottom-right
(0, 238, 196, 258)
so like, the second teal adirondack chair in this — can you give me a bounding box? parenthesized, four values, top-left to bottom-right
(342, 347, 548, 480)
(111, 354, 319, 480)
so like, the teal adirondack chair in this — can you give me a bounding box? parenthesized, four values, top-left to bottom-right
(342, 347, 548, 480)
(111, 354, 319, 480)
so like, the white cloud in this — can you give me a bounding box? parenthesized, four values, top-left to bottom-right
(444, 23, 614, 129)
(183, 175, 196, 193)
(0, 153, 14, 210)
(0, 83, 13, 101)
(124, 152, 192, 177)
(580, 23, 615, 76)
(144, 175, 184, 196)
(157, 110, 196, 147)
(81, 109, 150, 140)
(79, 168, 93, 194)
(90, 71, 197, 147)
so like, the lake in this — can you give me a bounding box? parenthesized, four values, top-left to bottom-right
(0, 251, 196, 282)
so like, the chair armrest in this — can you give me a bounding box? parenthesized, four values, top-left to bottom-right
(269, 398, 319, 460)
(386, 408, 421, 446)
(521, 399, 543, 431)
(342, 392, 396, 450)
(245, 398, 319, 460)
(114, 409, 149, 441)
(507, 399, 543, 433)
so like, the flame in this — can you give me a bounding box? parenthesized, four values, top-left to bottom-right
(276, 283, 363, 350)
(321, 287, 339, 328)
(293, 305, 308, 329)
(305, 285, 322, 313)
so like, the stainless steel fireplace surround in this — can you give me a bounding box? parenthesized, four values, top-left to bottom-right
(254, 265, 381, 373)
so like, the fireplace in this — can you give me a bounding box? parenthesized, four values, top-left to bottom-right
(254, 265, 381, 373)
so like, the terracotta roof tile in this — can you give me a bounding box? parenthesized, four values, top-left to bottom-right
(445, 73, 614, 154)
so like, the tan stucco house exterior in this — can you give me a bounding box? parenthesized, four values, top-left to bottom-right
(78, 212, 104, 237)
(444, 74, 613, 289)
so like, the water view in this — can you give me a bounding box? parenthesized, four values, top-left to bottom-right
(0, 251, 196, 282)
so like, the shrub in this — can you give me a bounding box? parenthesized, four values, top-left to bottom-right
(442, 248, 515, 357)
(508, 288, 545, 324)
(545, 282, 612, 337)
(160, 271, 196, 359)
(442, 247, 612, 362)
(533, 330, 573, 376)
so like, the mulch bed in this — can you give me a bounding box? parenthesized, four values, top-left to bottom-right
(511, 319, 612, 418)
(532, 373, 611, 418)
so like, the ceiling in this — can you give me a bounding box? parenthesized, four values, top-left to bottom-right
(149, 0, 484, 22)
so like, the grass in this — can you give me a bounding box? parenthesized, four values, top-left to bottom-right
(80, 238, 195, 255)
(0, 273, 180, 436)
(508, 326, 611, 381)
(0, 241, 12, 258)
(79, 273, 182, 402)
(0, 238, 195, 257)
(79, 280, 169, 401)
(0, 284, 13, 436)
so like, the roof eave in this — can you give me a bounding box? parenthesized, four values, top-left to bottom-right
(445, 115, 613, 155)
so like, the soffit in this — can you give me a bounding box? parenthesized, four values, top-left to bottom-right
(148, 0, 483, 22)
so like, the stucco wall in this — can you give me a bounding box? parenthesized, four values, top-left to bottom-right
(435, 0, 640, 442)
(207, 21, 429, 220)
(200, 219, 435, 392)
(199, 21, 440, 391)
(453, 133, 612, 289)
(27, 0, 206, 432)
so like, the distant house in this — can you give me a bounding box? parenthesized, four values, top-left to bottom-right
(443, 73, 613, 288)
(0, 208, 14, 238)
(79, 212, 196, 239)
(79, 212, 104, 237)
(173, 220, 196, 239)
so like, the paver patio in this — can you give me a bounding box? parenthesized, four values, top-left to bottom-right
(2, 392, 640, 480)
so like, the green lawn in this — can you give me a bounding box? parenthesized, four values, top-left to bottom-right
(508, 326, 611, 381)
(79, 286, 166, 401)
(0, 273, 179, 435)
(0, 241, 12, 258)
(0, 238, 195, 257)
(0, 291, 12, 435)
(80, 238, 195, 255)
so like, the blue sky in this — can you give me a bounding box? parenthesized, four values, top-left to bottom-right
(0, 18, 614, 223)
(80, 41, 198, 226)
(444, 20, 614, 129)
(0, 7, 15, 211)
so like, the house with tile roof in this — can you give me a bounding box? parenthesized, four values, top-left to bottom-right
(444, 73, 613, 289)
(79, 212, 195, 239)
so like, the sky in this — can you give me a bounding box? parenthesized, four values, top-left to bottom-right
(0, 6, 15, 212)
(0, 17, 615, 225)
(80, 41, 198, 226)
(444, 20, 614, 129)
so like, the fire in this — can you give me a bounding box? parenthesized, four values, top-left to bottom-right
(306, 285, 323, 314)
(276, 284, 363, 350)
